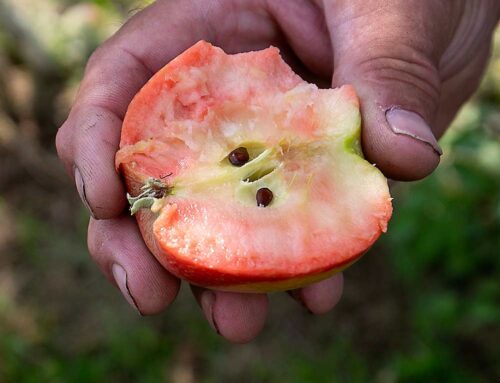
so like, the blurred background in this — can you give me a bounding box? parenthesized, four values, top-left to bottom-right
(0, 0, 499, 382)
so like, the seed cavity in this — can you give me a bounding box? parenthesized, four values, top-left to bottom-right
(228, 147, 249, 167)
(256, 187, 273, 207)
(244, 165, 276, 182)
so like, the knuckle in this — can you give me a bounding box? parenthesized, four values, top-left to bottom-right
(348, 50, 442, 118)
(55, 120, 73, 162)
(87, 219, 116, 281)
(87, 219, 100, 258)
(87, 218, 108, 260)
(84, 42, 111, 76)
(76, 111, 101, 138)
(363, 55, 439, 97)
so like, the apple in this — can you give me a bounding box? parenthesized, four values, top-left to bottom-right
(115, 41, 392, 292)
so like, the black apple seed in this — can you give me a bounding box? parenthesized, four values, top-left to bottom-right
(256, 188, 273, 207)
(228, 147, 249, 166)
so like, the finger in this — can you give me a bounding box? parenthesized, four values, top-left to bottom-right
(57, 105, 127, 218)
(87, 215, 180, 315)
(289, 273, 344, 314)
(191, 286, 268, 343)
(266, 0, 332, 77)
(322, 1, 449, 181)
(55, 1, 204, 218)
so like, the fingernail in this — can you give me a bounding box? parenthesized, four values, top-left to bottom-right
(386, 108, 442, 156)
(74, 167, 95, 217)
(200, 291, 220, 335)
(112, 263, 142, 315)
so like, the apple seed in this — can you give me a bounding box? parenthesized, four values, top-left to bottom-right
(256, 187, 273, 207)
(229, 147, 250, 166)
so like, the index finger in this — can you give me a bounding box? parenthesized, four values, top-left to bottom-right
(55, 0, 219, 218)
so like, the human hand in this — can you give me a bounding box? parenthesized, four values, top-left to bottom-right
(55, 0, 499, 343)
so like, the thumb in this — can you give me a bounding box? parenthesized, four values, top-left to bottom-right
(323, 1, 448, 181)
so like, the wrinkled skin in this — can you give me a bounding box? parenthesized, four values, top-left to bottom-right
(56, 0, 499, 343)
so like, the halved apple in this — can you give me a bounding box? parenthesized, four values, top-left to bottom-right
(116, 41, 392, 292)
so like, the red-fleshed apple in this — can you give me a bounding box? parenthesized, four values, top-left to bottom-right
(115, 41, 392, 292)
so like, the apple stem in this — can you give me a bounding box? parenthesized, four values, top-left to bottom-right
(127, 177, 172, 215)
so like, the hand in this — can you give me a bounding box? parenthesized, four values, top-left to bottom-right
(55, 0, 499, 343)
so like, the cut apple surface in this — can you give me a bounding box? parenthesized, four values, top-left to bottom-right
(116, 41, 392, 292)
